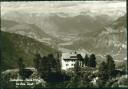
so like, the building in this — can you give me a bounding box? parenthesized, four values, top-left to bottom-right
(60, 51, 85, 70)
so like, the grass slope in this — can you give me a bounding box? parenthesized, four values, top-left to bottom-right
(0, 31, 57, 71)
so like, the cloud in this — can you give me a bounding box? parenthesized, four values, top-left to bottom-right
(1, 1, 126, 17)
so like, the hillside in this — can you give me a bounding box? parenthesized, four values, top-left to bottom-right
(1, 19, 50, 40)
(1, 18, 62, 46)
(1, 10, 126, 61)
(0, 31, 57, 71)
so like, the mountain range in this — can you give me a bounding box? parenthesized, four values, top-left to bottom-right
(1, 11, 127, 62)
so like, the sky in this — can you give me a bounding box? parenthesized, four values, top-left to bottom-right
(1, 1, 126, 18)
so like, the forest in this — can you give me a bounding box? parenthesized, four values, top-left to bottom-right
(1, 52, 127, 88)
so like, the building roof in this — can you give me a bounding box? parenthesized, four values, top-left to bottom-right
(61, 51, 85, 60)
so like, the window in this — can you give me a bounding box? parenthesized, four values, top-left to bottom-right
(71, 64, 74, 66)
(66, 64, 69, 66)
(70, 56, 77, 58)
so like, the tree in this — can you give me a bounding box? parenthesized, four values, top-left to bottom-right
(98, 61, 109, 87)
(40, 56, 49, 79)
(77, 54, 83, 66)
(39, 53, 62, 82)
(47, 54, 58, 73)
(74, 60, 81, 76)
(77, 54, 83, 60)
(84, 54, 89, 66)
(98, 55, 116, 87)
(106, 55, 115, 78)
(54, 53, 61, 73)
(17, 57, 25, 79)
(98, 61, 109, 81)
(33, 53, 42, 72)
(89, 54, 96, 67)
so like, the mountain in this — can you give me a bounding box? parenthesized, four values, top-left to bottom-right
(1, 19, 49, 39)
(41, 13, 114, 51)
(112, 14, 126, 29)
(1, 11, 126, 61)
(95, 14, 127, 60)
(1, 18, 62, 46)
(1, 11, 114, 38)
(57, 14, 127, 61)
(0, 31, 57, 71)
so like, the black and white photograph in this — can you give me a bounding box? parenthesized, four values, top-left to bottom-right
(0, 0, 127, 88)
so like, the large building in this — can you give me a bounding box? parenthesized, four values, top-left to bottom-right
(60, 51, 85, 70)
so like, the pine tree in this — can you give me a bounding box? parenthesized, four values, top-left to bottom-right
(39, 53, 61, 82)
(98, 61, 109, 87)
(84, 54, 89, 66)
(17, 57, 25, 79)
(47, 54, 58, 73)
(89, 54, 96, 67)
(74, 60, 81, 76)
(77, 54, 83, 67)
(33, 53, 41, 72)
(106, 55, 115, 78)
(98, 61, 109, 81)
(77, 54, 83, 61)
(40, 56, 49, 79)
